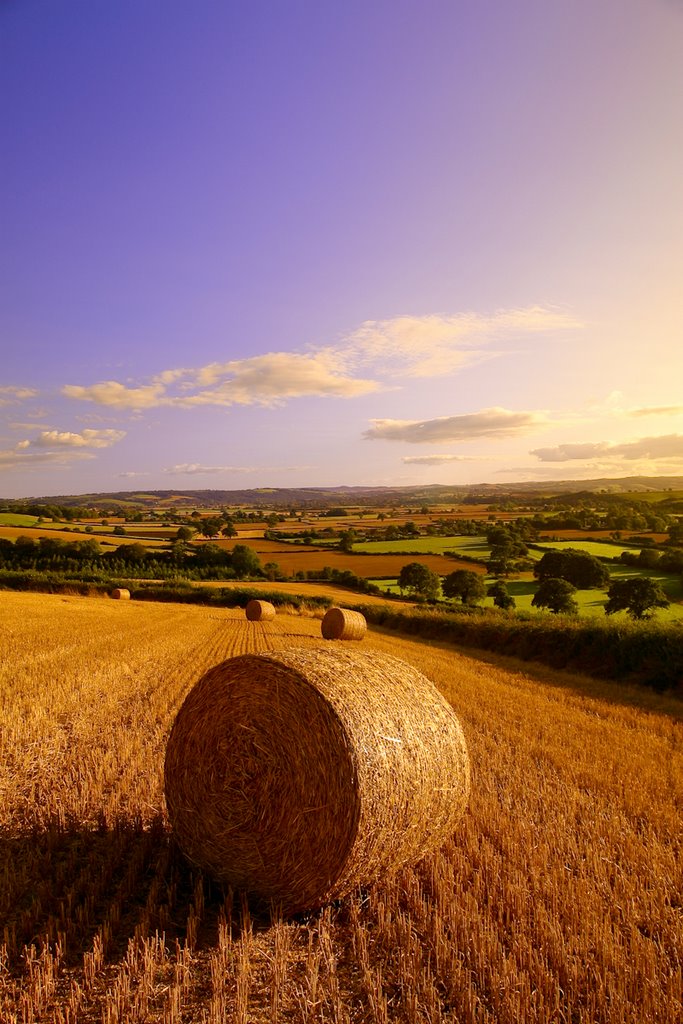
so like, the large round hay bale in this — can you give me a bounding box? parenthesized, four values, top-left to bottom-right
(245, 599, 276, 622)
(110, 588, 130, 600)
(321, 606, 366, 640)
(164, 646, 470, 914)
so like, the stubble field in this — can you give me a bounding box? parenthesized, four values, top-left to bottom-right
(0, 591, 680, 1023)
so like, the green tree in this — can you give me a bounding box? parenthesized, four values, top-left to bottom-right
(605, 577, 670, 620)
(532, 577, 578, 614)
(176, 526, 194, 542)
(230, 544, 262, 578)
(116, 542, 147, 563)
(534, 549, 610, 589)
(442, 569, 486, 605)
(338, 529, 356, 553)
(199, 517, 224, 539)
(487, 580, 516, 610)
(398, 562, 441, 600)
(221, 522, 237, 538)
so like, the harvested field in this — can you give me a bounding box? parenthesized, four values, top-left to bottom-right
(0, 590, 680, 1023)
(0, 525, 167, 547)
(207, 538, 477, 577)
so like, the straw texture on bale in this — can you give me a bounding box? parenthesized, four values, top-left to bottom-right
(164, 646, 470, 915)
(321, 606, 366, 640)
(245, 599, 276, 622)
(110, 588, 130, 600)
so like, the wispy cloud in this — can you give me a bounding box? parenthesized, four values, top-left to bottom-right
(163, 463, 260, 475)
(365, 408, 547, 444)
(61, 306, 580, 412)
(343, 306, 581, 378)
(401, 454, 487, 465)
(583, 392, 683, 421)
(531, 434, 683, 462)
(627, 405, 683, 418)
(0, 446, 94, 471)
(0, 386, 38, 407)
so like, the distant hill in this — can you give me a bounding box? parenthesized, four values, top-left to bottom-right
(4, 476, 683, 509)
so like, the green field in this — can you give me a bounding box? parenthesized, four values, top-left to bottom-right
(369, 563, 683, 621)
(536, 539, 628, 558)
(353, 536, 491, 558)
(0, 513, 40, 527)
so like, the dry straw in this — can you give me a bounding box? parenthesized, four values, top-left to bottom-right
(245, 599, 276, 621)
(164, 646, 470, 915)
(321, 606, 366, 640)
(110, 588, 130, 600)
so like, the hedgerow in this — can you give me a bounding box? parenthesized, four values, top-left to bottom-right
(356, 604, 683, 692)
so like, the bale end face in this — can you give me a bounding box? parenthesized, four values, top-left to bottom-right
(164, 646, 470, 915)
(110, 588, 130, 600)
(245, 599, 276, 621)
(321, 607, 366, 640)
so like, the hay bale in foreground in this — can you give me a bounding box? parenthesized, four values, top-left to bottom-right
(110, 588, 130, 600)
(164, 646, 470, 915)
(245, 599, 276, 622)
(321, 606, 366, 640)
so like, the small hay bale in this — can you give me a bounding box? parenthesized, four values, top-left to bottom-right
(245, 599, 276, 622)
(321, 606, 366, 640)
(110, 588, 130, 600)
(164, 646, 470, 915)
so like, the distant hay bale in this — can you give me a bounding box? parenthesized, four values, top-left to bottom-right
(245, 599, 276, 622)
(164, 646, 470, 915)
(321, 606, 366, 640)
(110, 588, 130, 600)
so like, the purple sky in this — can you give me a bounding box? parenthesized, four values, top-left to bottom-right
(1, 0, 682, 498)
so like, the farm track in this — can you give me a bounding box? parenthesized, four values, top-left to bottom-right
(0, 590, 681, 1023)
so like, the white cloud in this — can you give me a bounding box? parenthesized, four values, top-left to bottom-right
(531, 434, 683, 462)
(62, 381, 166, 409)
(61, 305, 580, 412)
(365, 408, 547, 444)
(32, 429, 126, 449)
(175, 352, 379, 407)
(0, 428, 126, 474)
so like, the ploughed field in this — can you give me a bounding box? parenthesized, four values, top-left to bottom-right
(0, 591, 680, 1023)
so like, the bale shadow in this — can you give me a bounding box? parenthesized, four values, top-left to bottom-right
(0, 820, 275, 974)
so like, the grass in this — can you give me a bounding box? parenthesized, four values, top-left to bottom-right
(536, 539, 633, 558)
(371, 566, 683, 620)
(0, 591, 679, 1023)
(353, 536, 492, 557)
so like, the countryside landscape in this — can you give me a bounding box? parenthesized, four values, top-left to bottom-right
(3, 1, 682, 1021)
(0, 481, 682, 1021)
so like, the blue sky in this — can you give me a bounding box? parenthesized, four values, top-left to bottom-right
(1, 0, 682, 498)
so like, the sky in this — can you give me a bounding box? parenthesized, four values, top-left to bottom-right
(1, 0, 682, 499)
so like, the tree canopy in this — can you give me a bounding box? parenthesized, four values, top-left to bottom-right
(398, 562, 441, 600)
(605, 577, 670, 620)
(534, 548, 610, 589)
(532, 577, 578, 615)
(442, 569, 486, 605)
